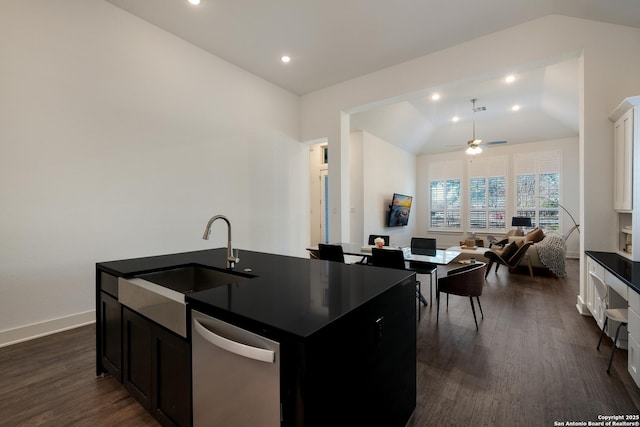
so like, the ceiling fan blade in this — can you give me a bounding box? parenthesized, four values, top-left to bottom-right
(484, 140, 507, 145)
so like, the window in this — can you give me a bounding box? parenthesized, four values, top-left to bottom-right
(468, 156, 507, 231)
(514, 152, 561, 231)
(430, 179, 461, 229)
(469, 177, 506, 230)
(428, 159, 463, 230)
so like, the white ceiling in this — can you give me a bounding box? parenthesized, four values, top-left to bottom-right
(104, 0, 640, 154)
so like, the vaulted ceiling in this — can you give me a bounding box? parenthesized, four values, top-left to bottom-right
(105, 0, 640, 154)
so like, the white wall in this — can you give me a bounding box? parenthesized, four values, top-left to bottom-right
(350, 131, 417, 246)
(416, 137, 580, 256)
(0, 0, 307, 345)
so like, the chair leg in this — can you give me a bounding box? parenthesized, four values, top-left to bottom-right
(485, 260, 493, 278)
(597, 317, 608, 351)
(527, 256, 534, 282)
(476, 296, 484, 319)
(429, 272, 434, 306)
(436, 290, 440, 323)
(607, 322, 628, 374)
(446, 293, 449, 310)
(469, 296, 479, 330)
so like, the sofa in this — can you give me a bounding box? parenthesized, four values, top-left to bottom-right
(493, 228, 567, 277)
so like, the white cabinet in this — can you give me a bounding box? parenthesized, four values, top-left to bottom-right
(629, 290, 640, 387)
(585, 254, 628, 347)
(612, 108, 633, 212)
(586, 256, 606, 329)
(610, 96, 640, 261)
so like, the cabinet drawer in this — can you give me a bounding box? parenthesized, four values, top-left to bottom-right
(630, 302, 640, 342)
(101, 272, 119, 298)
(605, 271, 628, 301)
(587, 258, 604, 279)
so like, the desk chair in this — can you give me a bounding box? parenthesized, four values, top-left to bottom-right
(371, 248, 428, 319)
(590, 271, 629, 374)
(318, 244, 345, 263)
(437, 263, 486, 330)
(409, 237, 438, 305)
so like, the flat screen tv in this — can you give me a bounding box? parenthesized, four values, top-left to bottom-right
(388, 193, 413, 227)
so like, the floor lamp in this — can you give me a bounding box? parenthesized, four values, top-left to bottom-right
(539, 198, 580, 241)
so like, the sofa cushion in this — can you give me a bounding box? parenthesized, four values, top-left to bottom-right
(525, 227, 545, 243)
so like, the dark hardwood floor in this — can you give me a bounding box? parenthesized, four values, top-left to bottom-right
(1, 259, 639, 426)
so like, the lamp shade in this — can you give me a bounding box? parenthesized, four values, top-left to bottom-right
(511, 217, 532, 227)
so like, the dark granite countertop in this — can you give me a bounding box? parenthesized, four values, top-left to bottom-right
(586, 251, 640, 295)
(97, 248, 415, 339)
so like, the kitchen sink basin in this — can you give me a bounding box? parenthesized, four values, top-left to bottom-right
(136, 265, 252, 294)
(118, 265, 254, 337)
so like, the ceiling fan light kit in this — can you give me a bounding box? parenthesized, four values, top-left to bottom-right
(464, 98, 507, 155)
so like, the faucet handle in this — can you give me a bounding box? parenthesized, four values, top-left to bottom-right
(228, 249, 240, 265)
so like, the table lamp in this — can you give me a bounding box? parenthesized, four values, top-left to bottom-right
(511, 217, 532, 236)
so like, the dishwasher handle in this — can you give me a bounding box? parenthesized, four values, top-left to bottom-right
(194, 318, 275, 363)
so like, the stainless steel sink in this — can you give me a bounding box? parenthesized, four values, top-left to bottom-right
(118, 265, 254, 337)
(136, 265, 251, 294)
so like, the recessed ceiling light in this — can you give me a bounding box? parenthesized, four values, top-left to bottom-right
(505, 74, 516, 83)
(281, 55, 291, 64)
(431, 93, 440, 101)
(452, 116, 460, 122)
(188, 0, 200, 5)
(512, 104, 521, 111)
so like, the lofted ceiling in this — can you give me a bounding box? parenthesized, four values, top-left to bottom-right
(104, 0, 640, 154)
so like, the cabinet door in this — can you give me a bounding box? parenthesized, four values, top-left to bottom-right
(123, 307, 152, 409)
(151, 326, 191, 427)
(100, 291, 122, 381)
(614, 109, 633, 211)
(629, 335, 640, 388)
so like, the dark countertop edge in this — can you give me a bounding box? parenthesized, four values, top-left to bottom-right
(97, 248, 416, 339)
(585, 251, 640, 295)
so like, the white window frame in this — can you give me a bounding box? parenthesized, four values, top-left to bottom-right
(428, 160, 463, 231)
(468, 156, 508, 233)
(513, 151, 561, 232)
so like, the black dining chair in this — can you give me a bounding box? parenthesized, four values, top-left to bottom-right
(318, 243, 345, 263)
(409, 237, 438, 304)
(371, 248, 428, 319)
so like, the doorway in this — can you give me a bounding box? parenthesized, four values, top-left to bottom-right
(309, 143, 329, 246)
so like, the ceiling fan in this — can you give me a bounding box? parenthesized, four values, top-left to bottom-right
(465, 98, 507, 155)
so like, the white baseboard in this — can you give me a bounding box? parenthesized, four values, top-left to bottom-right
(0, 310, 96, 348)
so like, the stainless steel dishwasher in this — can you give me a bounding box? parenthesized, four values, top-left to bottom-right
(191, 310, 280, 427)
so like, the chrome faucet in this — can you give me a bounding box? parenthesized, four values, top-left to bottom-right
(202, 215, 239, 269)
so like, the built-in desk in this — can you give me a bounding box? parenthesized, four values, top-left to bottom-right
(585, 251, 640, 387)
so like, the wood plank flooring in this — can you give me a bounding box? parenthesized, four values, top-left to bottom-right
(1, 259, 639, 426)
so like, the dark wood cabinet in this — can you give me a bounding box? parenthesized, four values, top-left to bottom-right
(98, 290, 122, 382)
(123, 307, 191, 427)
(123, 307, 153, 408)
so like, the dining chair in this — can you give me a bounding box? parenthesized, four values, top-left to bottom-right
(437, 263, 487, 330)
(484, 241, 534, 279)
(409, 237, 438, 305)
(590, 271, 629, 374)
(371, 248, 428, 319)
(318, 243, 345, 263)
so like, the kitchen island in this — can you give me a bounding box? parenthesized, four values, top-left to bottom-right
(96, 248, 417, 426)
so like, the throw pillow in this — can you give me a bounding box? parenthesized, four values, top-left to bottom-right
(500, 241, 519, 261)
(525, 227, 545, 243)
